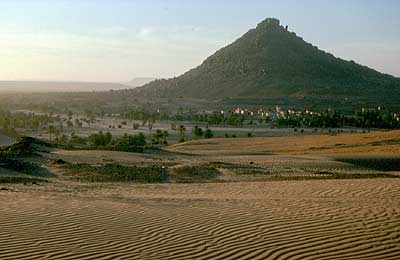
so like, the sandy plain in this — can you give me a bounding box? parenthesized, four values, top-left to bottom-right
(1, 130, 400, 259)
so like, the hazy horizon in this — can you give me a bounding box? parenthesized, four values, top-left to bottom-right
(1, 0, 399, 84)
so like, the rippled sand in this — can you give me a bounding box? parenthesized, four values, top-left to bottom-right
(1, 179, 399, 259)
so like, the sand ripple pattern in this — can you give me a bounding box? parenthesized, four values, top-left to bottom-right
(1, 179, 400, 259)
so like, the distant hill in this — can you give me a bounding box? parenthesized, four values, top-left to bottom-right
(135, 18, 400, 108)
(0, 81, 129, 92)
(125, 77, 157, 88)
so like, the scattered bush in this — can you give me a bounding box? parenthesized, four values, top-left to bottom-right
(193, 126, 203, 138)
(204, 129, 214, 139)
(63, 163, 168, 183)
(88, 131, 112, 146)
(113, 133, 146, 152)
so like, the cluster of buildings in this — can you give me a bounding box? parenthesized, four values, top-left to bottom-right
(225, 106, 320, 119)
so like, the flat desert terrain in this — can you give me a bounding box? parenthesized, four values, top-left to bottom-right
(167, 130, 400, 156)
(1, 130, 400, 259)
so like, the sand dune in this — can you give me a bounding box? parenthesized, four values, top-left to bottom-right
(1, 179, 399, 259)
(168, 130, 400, 156)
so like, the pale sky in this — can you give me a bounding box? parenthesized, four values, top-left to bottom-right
(0, 0, 399, 82)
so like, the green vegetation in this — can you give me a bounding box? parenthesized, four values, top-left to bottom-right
(208, 161, 399, 180)
(204, 128, 214, 139)
(63, 163, 222, 184)
(173, 112, 245, 127)
(171, 107, 400, 130)
(88, 131, 113, 146)
(113, 133, 147, 152)
(209, 162, 268, 175)
(63, 163, 168, 183)
(0, 137, 52, 156)
(64, 132, 148, 153)
(178, 125, 186, 143)
(134, 18, 400, 108)
(192, 126, 203, 138)
(152, 130, 169, 145)
(0, 109, 56, 137)
(0, 137, 54, 183)
(122, 108, 168, 122)
(275, 108, 400, 129)
(191, 126, 214, 139)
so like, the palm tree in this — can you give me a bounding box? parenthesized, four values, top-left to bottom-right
(162, 131, 169, 144)
(47, 125, 56, 141)
(178, 125, 186, 143)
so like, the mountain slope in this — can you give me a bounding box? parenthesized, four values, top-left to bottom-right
(135, 18, 400, 101)
(125, 77, 157, 88)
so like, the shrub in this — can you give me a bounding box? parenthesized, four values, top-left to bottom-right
(113, 133, 146, 152)
(88, 131, 112, 146)
(63, 163, 168, 183)
(193, 126, 203, 138)
(204, 129, 214, 139)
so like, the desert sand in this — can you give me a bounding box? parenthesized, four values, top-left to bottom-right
(168, 130, 400, 156)
(1, 131, 400, 259)
(1, 179, 400, 259)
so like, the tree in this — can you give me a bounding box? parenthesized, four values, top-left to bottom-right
(193, 126, 203, 138)
(114, 133, 146, 152)
(54, 127, 61, 141)
(47, 125, 56, 141)
(88, 131, 113, 146)
(152, 130, 163, 144)
(59, 134, 68, 143)
(179, 125, 186, 143)
(204, 128, 213, 139)
(162, 131, 169, 144)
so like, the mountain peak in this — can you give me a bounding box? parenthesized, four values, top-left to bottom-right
(257, 18, 281, 28)
(135, 18, 400, 107)
(256, 18, 281, 29)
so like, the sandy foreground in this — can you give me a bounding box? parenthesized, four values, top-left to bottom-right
(1, 179, 400, 260)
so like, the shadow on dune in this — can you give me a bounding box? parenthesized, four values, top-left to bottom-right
(336, 157, 400, 172)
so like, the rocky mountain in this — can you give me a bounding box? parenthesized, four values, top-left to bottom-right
(125, 77, 157, 88)
(135, 18, 400, 106)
